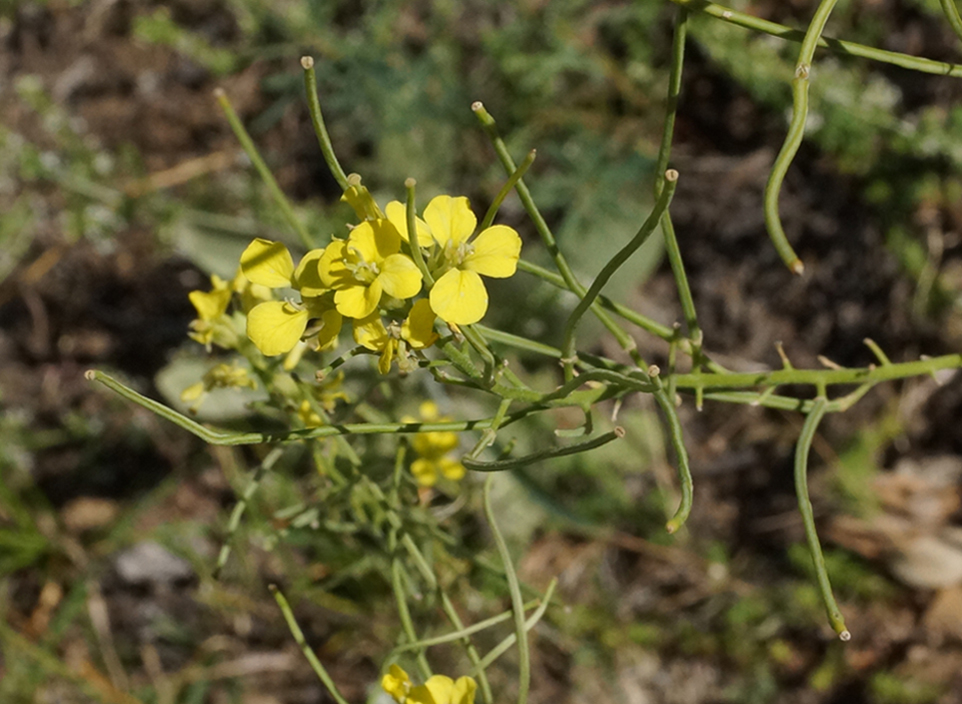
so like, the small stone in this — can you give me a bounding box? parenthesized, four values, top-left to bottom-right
(889, 535, 962, 589)
(115, 541, 193, 585)
(61, 496, 119, 533)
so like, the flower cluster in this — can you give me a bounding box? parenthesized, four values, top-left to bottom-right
(232, 180, 521, 374)
(382, 665, 476, 704)
(179, 360, 257, 412)
(404, 401, 465, 487)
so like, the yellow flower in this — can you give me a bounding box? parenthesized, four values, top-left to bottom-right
(318, 219, 422, 319)
(404, 401, 465, 486)
(341, 175, 383, 221)
(240, 238, 341, 356)
(385, 200, 433, 248)
(418, 195, 522, 326)
(382, 665, 477, 704)
(353, 299, 438, 375)
(187, 275, 237, 350)
(180, 361, 257, 412)
(296, 400, 323, 428)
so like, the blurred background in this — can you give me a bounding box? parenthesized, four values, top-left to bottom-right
(3, 0, 962, 702)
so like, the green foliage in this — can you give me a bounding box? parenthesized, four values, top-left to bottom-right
(870, 672, 944, 704)
(6, 0, 962, 701)
(134, 8, 240, 76)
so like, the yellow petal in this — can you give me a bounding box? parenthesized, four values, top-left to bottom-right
(439, 457, 466, 481)
(352, 313, 389, 351)
(334, 279, 382, 318)
(422, 675, 455, 704)
(378, 254, 423, 300)
(378, 341, 397, 375)
(412, 429, 458, 458)
(424, 195, 476, 247)
(180, 381, 205, 403)
(419, 401, 440, 420)
(349, 219, 400, 263)
(293, 248, 328, 296)
(318, 240, 355, 289)
(451, 677, 477, 704)
(283, 340, 308, 371)
(189, 288, 232, 321)
(312, 309, 343, 351)
(462, 225, 522, 278)
(402, 299, 438, 349)
(381, 664, 411, 702)
(410, 458, 438, 487)
(429, 269, 488, 325)
(240, 239, 295, 288)
(385, 200, 434, 247)
(246, 301, 309, 356)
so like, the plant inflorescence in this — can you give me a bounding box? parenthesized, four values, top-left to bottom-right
(87, 2, 962, 701)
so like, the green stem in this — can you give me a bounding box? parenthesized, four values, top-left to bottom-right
(464, 428, 625, 472)
(405, 178, 435, 287)
(468, 579, 557, 678)
(473, 324, 562, 358)
(391, 558, 433, 680)
(654, 8, 702, 353)
(941, 0, 962, 45)
(668, 0, 962, 78)
(655, 387, 693, 534)
(793, 398, 851, 640)
(469, 398, 514, 460)
(213, 447, 284, 578)
(300, 57, 349, 190)
(214, 89, 314, 249)
(471, 102, 641, 359)
(516, 259, 675, 341)
(764, 0, 839, 275)
(670, 355, 962, 389)
(85, 369, 545, 444)
(460, 324, 498, 381)
(863, 337, 892, 366)
(479, 149, 536, 231)
(654, 8, 687, 188)
(483, 475, 530, 704)
(393, 597, 546, 651)
(561, 172, 678, 379)
(399, 533, 493, 703)
(269, 584, 351, 704)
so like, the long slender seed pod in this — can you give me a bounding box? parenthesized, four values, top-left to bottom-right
(667, 0, 962, 78)
(764, 0, 840, 275)
(463, 428, 625, 472)
(794, 397, 851, 640)
(300, 57, 349, 190)
(214, 89, 314, 249)
(484, 475, 530, 704)
(269, 585, 351, 704)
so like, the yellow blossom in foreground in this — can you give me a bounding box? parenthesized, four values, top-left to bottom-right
(403, 401, 465, 486)
(240, 238, 341, 356)
(421, 195, 522, 326)
(353, 299, 438, 374)
(382, 665, 477, 704)
(187, 275, 234, 349)
(385, 200, 432, 248)
(318, 219, 422, 319)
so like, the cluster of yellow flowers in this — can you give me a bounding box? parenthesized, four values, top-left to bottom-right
(236, 182, 522, 375)
(382, 665, 476, 704)
(403, 401, 465, 486)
